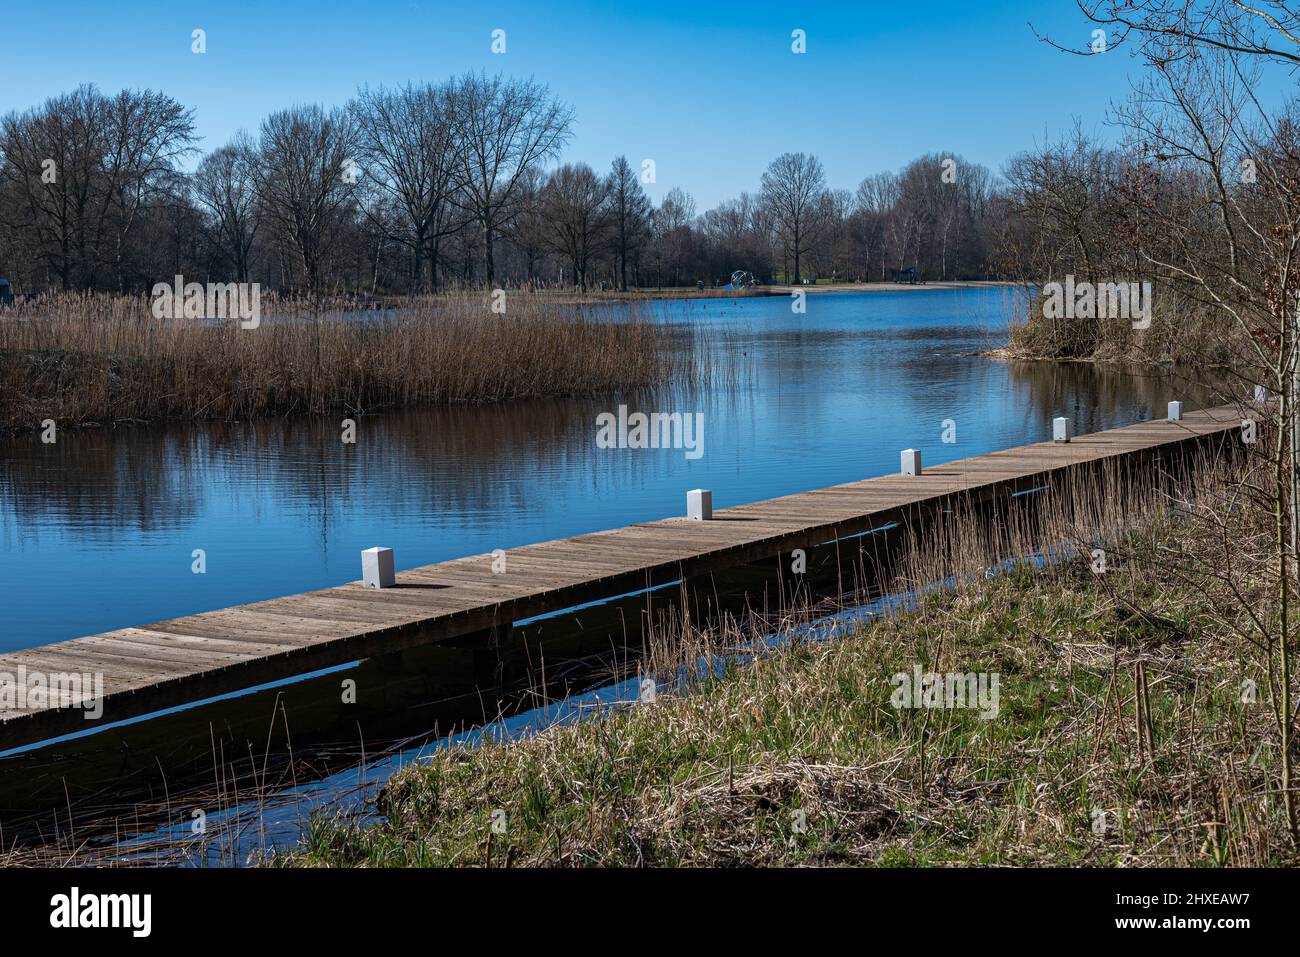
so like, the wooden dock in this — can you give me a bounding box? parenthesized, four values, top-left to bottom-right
(0, 405, 1241, 751)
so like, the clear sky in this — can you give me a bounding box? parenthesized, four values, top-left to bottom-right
(0, 0, 1252, 209)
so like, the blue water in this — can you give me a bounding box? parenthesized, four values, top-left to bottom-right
(0, 287, 1175, 651)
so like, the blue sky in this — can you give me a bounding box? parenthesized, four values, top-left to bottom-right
(0, 0, 1232, 209)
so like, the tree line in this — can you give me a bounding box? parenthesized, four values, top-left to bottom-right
(1, 66, 1261, 298)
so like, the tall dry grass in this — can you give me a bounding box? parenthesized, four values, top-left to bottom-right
(1003, 284, 1243, 369)
(0, 291, 700, 431)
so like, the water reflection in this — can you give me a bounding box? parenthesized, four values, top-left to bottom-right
(0, 287, 1205, 651)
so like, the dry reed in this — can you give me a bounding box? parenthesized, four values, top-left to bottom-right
(0, 291, 699, 431)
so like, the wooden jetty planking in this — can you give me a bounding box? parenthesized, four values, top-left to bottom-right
(0, 405, 1241, 750)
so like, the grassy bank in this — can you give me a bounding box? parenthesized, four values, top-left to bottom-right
(0, 292, 698, 432)
(277, 457, 1295, 867)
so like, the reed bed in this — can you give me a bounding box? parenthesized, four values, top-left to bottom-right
(0, 292, 701, 431)
(267, 451, 1300, 867)
(1002, 285, 1241, 368)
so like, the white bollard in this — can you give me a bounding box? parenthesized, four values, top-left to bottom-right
(362, 547, 396, 588)
(686, 488, 712, 521)
(1052, 417, 1071, 443)
(900, 449, 922, 476)
(1167, 401, 1183, 422)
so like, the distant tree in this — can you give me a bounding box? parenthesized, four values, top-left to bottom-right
(699, 192, 769, 280)
(760, 152, 825, 283)
(502, 164, 549, 283)
(607, 155, 651, 291)
(809, 187, 853, 280)
(909, 154, 968, 281)
(958, 160, 994, 277)
(99, 88, 198, 288)
(894, 161, 933, 276)
(649, 188, 697, 287)
(540, 163, 611, 291)
(0, 84, 195, 290)
(192, 135, 260, 282)
(1004, 125, 1121, 283)
(850, 176, 891, 280)
(255, 105, 355, 291)
(350, 82, 465, 292)
(656, 187, 696, 232)
(0, 81, 1029, 295)
(450, 73, 573, 284)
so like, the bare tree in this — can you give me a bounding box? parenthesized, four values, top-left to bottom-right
(100, 88, 197, 288)
(255, 104, 355, 291)
(649, 188, 697, 287)
(1, 81, 1014, 295)
(883, 173, 920, 278)
(1118, 46, 1300, 840)
(1005, 126, 1122, 285)
(0, 84, 195, 290)
(0, 86, 102, 290)
(450, 73, 573, 285)
(915, 155, 962, 280)
(540, 163, 611, 291)
(1029, 0, 1300, 841)
(855, 173, 899, 280)
(1065, 0, 1300, 65)
(760, 152, 826, 283)
(351, 82, 465, 292)
(502, 165, 548, 284)
(699, 191, 771, 281)
(192, 135, 260, 281)
(808, 187, 853, 280)
(607, 155, 651, 291)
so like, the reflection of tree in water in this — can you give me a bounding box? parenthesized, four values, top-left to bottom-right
(216, 395, 656, 524)
(1, 388, 690, 539)
(1005, 360, 1214, 438)
(0, 429, 205, 540)
(0, 348, 1201, 546)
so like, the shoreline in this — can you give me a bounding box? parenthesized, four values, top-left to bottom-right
(276, 456, 1285, 867)
(0, 294, 689, 435)
(0, 285, 1020, 435)
(532, 280, 1019, 305)
(978, 346, 1183, 368)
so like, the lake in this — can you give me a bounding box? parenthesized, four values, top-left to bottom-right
(0, 286, 1180, 654)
